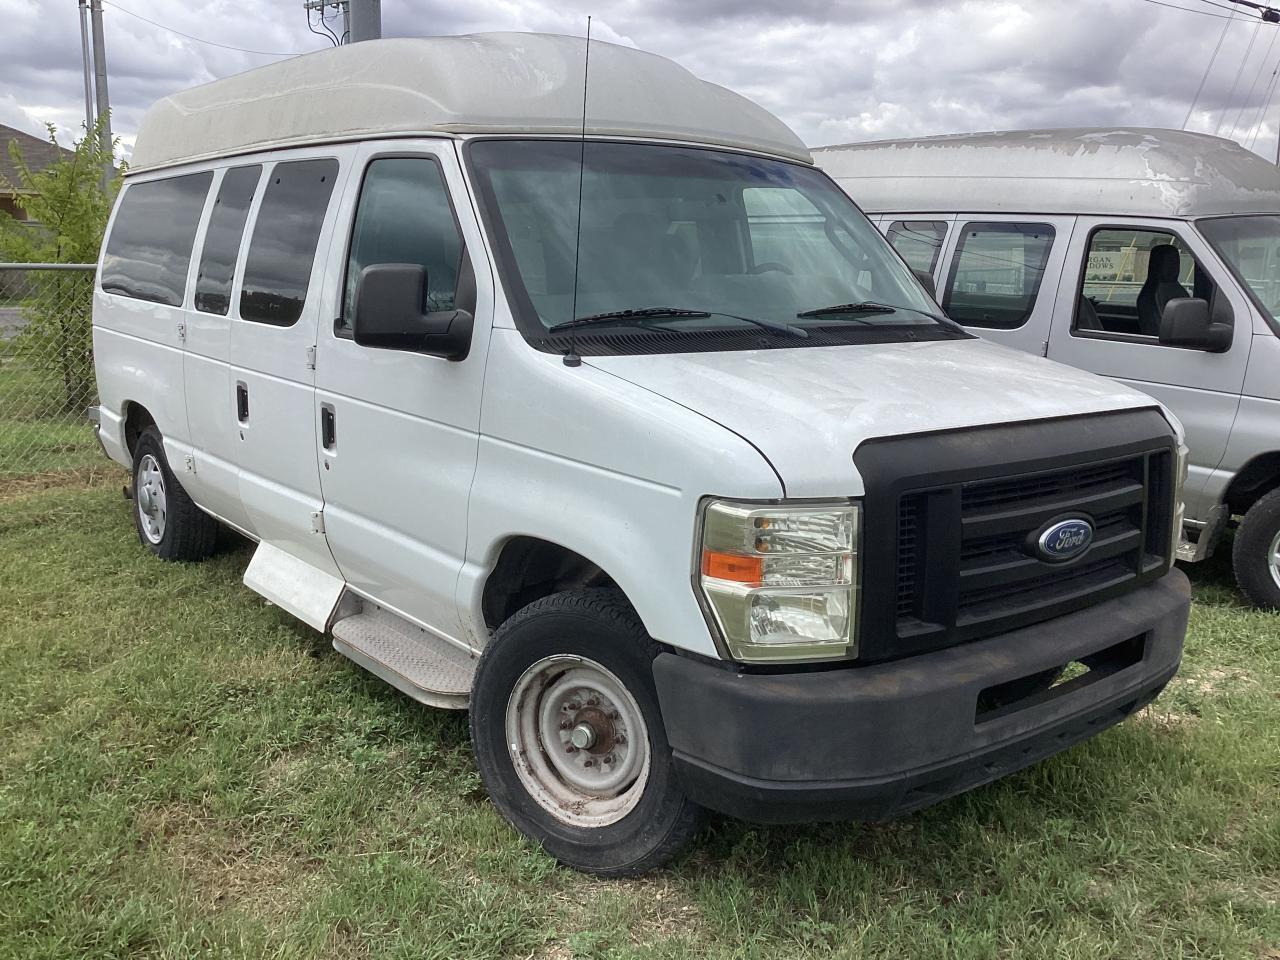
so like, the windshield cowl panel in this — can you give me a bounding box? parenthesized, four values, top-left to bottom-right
(465, 138, 954, 355)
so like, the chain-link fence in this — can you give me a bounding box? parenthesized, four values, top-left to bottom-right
(0, 263, 102, 480)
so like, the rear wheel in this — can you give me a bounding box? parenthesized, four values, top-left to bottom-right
(469, 589, 702, 876)
(1233, 488, 1280, 609)
(131, 426, 219, 562)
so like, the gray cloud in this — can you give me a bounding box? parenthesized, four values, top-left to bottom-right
(3, 0, 1280, 162)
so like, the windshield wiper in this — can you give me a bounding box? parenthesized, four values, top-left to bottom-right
(548, 306, 807, 338)
(551, 307, 710, 330)
(797, 301, 946, 324)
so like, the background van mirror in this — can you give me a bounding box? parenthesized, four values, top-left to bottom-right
(1159, 297, 1232, 353)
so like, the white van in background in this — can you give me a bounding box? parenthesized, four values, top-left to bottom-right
(815, 129, 1280, 609)
(93, 39, 1190, 875)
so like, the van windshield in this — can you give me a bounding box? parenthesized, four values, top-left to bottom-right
(465, 139, 958, 353)
(1200, 215, 1280, 324)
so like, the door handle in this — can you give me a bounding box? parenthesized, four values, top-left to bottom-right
(320, 404, 336, 451)
(236, 382, 249, 422)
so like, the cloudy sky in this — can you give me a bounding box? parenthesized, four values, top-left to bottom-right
(3, 0, 1280, 159)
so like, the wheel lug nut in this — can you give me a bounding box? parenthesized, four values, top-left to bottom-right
(608, 710, 620, 720)
(560, 720, 571, 730)
(584, 758, 594, 767)
(586, 698, 599, 707)
(566, 745, 577, 753)
(567, 701, 580, 711)
(604, 755, 614, 765)
(616, 734, 627, 745)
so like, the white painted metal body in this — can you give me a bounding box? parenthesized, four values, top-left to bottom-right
(92, 42, 1173, 690)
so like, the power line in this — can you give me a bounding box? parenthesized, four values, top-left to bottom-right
(1217, 15, 1264, 134)
(102, 1, 311, 57)
(304, 1, 344, 46)
(1247, 72, 1280, 145)
(1215, 0, 1280, 20)
(1185, 4, 1239, 127)
(1228, 24, 1279, 137)
(1246, 54, 1280, 146)
(1133, 0, 1242, 19)
(1197, 0, 1262, 13)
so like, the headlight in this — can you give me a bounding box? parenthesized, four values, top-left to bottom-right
(697, 500, 859, 663)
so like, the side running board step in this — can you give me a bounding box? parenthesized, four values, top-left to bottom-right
(331, 604, 477, 710)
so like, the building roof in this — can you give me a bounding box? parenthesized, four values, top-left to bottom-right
(811, 127, 1280, 218)
(130, 33, 811, 173)
(0, 123, 73, 195)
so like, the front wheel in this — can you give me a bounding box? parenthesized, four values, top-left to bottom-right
(469, 589, 702, 876)
(1233, 488, 1280, 609)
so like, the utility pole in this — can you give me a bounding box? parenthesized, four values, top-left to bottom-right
(88, 0, 113, 187)
(350, 0, 381, 42)
(77, 0, 95, 136)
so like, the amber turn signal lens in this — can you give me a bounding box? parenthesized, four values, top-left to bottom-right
(701, 550, 764, 584)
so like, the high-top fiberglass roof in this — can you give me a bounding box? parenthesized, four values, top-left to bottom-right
(812, 128, 1280, 217)
(128, 32, 811, 173)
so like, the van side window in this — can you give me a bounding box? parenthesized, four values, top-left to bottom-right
(886, 221, 947, 274)
(1075, 228, 1227, 338)
(943, 222, 1054, 329)
(341, 157, 463, 333)
(240, 158, 339, 326)
(193, 165, 261, 316)
(100, 172, 213, 306)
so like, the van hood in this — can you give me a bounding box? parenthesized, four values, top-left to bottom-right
(585, 338, 1160, 497)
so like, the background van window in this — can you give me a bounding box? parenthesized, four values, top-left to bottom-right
(943, 222, 1054, 329)
(886, 220, 948, 274)
(1075, 228, 1223, 338)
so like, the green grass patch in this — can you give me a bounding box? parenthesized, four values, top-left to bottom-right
(1, 482, 1277, 959)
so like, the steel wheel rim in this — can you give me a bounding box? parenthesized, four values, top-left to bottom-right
(137, 454, 167, 545)
(504, 654, 650, 828)
(1270, 528, 1280, 592)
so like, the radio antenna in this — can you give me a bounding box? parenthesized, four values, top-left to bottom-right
(564, 15, 591, 367)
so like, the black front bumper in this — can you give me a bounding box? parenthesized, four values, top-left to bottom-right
(655, 568, 1189, 824)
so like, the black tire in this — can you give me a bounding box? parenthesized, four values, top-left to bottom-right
(1232, 488, 1280, 609)
(130, 426, 219, 562)
(469, 589, 703, 876)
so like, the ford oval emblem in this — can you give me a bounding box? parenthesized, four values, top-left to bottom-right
(1037, 518, 1094, 563)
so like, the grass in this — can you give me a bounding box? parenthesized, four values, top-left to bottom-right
(0, 476, 1277, 959)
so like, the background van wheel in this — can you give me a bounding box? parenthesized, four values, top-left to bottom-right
(1233, 488, 1280, 610)
(469, 589, 703, 876)
(131, 426, 219, 562)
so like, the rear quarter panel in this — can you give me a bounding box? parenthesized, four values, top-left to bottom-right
(92, 289, 189, 470)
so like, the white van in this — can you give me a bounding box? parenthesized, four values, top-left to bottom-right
(93, 37, 1191, 875)
(814, 128, 1280, 609)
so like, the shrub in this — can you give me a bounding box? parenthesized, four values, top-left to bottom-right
(0, 121, 120, 415)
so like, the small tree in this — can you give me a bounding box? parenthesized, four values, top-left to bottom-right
(0, 120, 120, 414)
